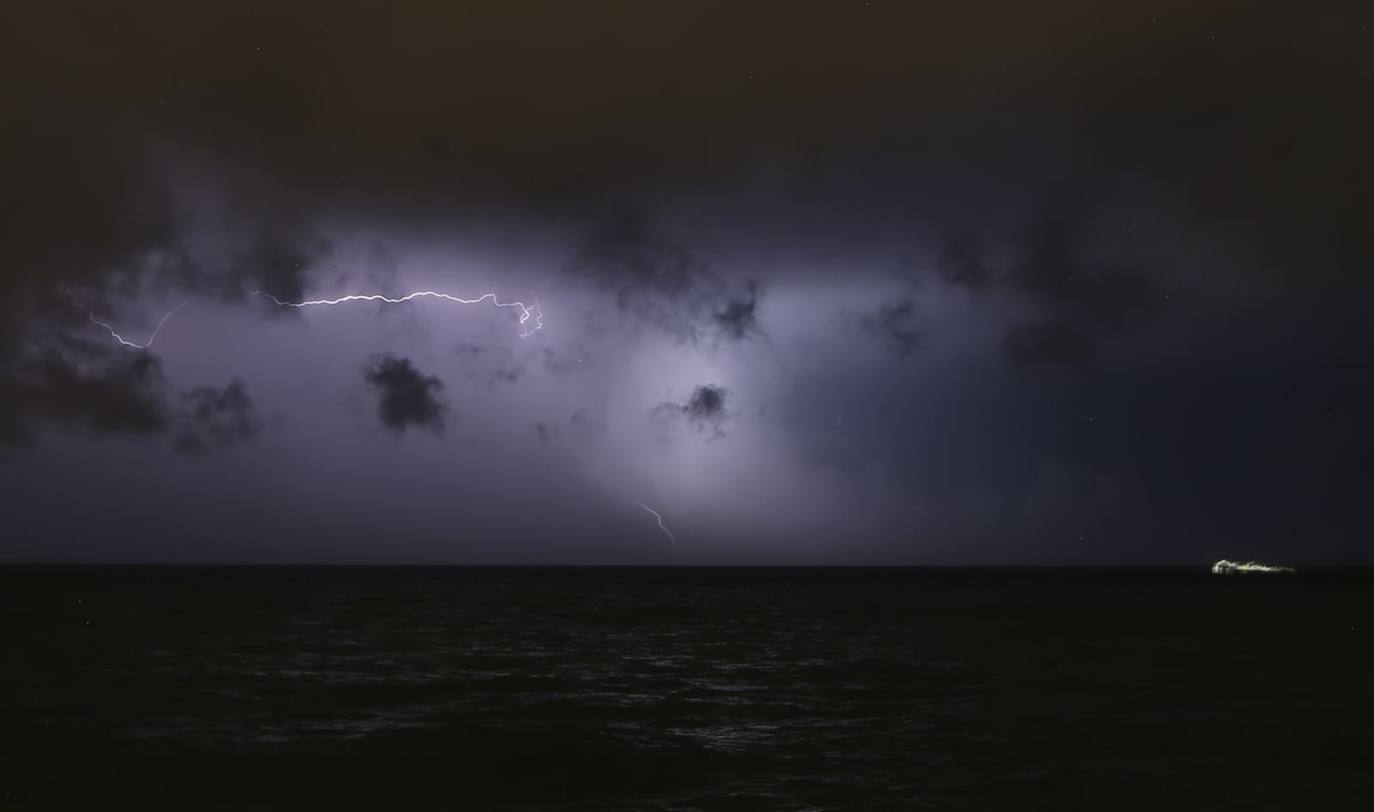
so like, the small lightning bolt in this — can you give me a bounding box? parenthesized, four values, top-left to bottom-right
(69, 288, 543, 350)
(250, 290, 543, 337)
(84, 297, 193, 350)
(638, 501, 678, 560)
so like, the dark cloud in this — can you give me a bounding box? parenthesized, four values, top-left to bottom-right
(968, 217, 1163, 367)
(0, 112, 179, 322)
(173, 378, 260, 454)
(0, 341, 169, 445)
(684, 385, 727, 421)
(575, 208, 704, 298)
(907, 215, 1162, 365)
(572, 209, 710, 341)
(362, 355, 447, 435)
(572, 209, 767, 344)
(2, 3, 1368, 284)
(654, 384, 730, 439)
(226, 230, 331, 309)
(712, 281, 764, 342)
(1004, 321, 1098, 368)
(0, 3, 1352, 359)
(858, 298, 922, 357)
(0, 335, 259, 453)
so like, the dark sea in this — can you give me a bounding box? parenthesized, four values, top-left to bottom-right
(2, 567, 1371, 810)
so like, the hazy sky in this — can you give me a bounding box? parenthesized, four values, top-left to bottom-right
(2, 2, 1371, 564)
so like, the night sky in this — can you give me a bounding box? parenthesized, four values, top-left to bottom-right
(2, 1, 1371, 564)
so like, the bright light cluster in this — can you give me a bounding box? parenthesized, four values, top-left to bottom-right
(1211, 559, 1295, 575)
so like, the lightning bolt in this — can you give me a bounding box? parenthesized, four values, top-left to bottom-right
(249, 290, 542, 337)
(638, 502, 678, 560)
(69, 288, 543, 350)
(83, 297, 193, 350)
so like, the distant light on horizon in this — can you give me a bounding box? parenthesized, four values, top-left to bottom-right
(1211, 559, 1296, 575)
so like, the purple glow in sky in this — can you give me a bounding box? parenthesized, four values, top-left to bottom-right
(2, 2, 1371, 564)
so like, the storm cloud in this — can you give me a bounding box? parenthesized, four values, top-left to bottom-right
(362, 355, 448, 435)
(0, 342, 168, 446)
(2, 2, 1372, 564)
(654, 385, 730, 439)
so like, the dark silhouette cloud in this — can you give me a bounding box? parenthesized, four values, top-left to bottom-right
(713, 281, 763, 341)
(654, 384, 730, 439)
(362, 355, 447, 435)
(226, 230, 331, 310)
(575, 208, 705, 298)
(960, 217, 1162, 367)
(0, 339, 262, 453)
(0, 342, 169, 445)
(1, 3, 1366, 326)
(898, 215, 1163, 366)
(173, 378, 260, 454)
(684, 385, 727, 421)
(572, 210, 767, 344)
(572, 209, 712, 342)
(0, 113, 179, 325)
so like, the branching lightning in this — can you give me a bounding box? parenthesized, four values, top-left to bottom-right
(69, 288, 543, 350)
(638, 502, 678, 560)
(84, 297, 193, 350)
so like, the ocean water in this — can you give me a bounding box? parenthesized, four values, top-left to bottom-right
(2, 567, 1371, 810)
